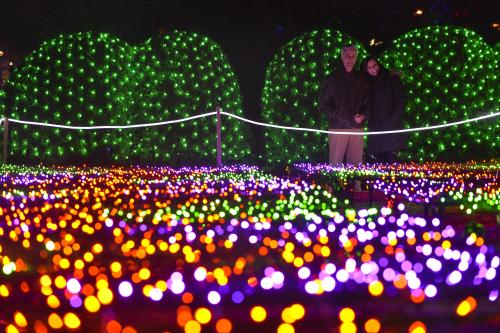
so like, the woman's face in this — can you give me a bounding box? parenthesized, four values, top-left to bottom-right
(367, 59, 379, 76)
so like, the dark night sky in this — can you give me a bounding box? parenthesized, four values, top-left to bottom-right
(0, 0, 498, 117)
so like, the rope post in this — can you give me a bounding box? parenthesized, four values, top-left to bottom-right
(2, 117, 8, 165)
(216, 107, 222, 167)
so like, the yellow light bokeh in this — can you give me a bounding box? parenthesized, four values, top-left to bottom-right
(184, 320, 201, 333)
(47, 294, 61, 308)
(277, 323, 295, 333)
(368, 280, 384, 296)
(83, 252, 94, 262)
(290, 304, 305, 321)
(74, 259, 85, 270)
(194, 307, 212, 324)
(84, 295, 101, 313)
(281, 307, 294, 324)
(97, 288, 114, 305)
(139, 268, 151, 280)
(54, 276, 67, 289)
(156, 280, 168, 292)
(340, 321, 357, 333)
(456, 300, 471, 316)
(0, 284, 10, 297)
(456, 296, 477, 316)
(96, 278, 109, 290)
(250, 306, 267, 322)
(63, 312, 81, 329)
(339, 307, 355, 322)
(6, 324, 19, 333)
(40, 275, 52, 287)
(59, 258, 71, 269)
(14, 311, 28, 327)
(92, 243, 103, 254)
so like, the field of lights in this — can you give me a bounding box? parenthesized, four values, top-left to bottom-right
(0, 162, 499, 333)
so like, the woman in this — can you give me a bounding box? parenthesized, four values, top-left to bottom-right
(361, 56, 407, 163)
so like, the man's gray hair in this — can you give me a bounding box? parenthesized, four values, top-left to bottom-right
(341, 44, 357, 56)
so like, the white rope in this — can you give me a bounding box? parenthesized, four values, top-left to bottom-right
(221, 111, 500, 135)
(0, 110, 498, 135)
(2, 112, 217, 130)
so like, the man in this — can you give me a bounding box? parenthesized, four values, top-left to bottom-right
(319, 45, 368, 169)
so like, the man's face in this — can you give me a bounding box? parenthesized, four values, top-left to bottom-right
(341, 49, 357, 73)
(367, 59, 379, 76)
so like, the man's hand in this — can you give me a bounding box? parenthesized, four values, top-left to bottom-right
(353, 114, 365, 124)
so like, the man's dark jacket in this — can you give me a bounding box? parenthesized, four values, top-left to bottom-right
(318, 66, 369, 129)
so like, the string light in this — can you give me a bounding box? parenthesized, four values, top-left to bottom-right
(2, 110, 496, 135)
(5, 112, 218, 129)
(221, 111, 499, 135)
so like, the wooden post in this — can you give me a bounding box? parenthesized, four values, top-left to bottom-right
(2, 117, 7, 165)
(216, 106, 222, 167)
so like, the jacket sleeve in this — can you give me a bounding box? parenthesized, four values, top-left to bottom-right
(318, 77, 335, 119)
(389, 75, 407, 127)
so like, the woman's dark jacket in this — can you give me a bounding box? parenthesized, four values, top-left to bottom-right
(366, 71, 407, 154)
(319, 67, 369, 129)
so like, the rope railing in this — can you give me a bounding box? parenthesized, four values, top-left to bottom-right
(1, 109, 499, 165)
(1, 111, 497, 134)
(220, 111, 500, 135)
(0, 112, 218, 130)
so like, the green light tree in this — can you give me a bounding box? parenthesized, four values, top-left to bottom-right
(5, 32, 134, 163)
(261, 30, 367, 164)
(113, 30, 251, 164)
(381, 26, 499, 161)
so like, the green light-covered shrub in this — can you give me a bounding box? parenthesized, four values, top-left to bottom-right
(114, 31, 251, 164)
(381, 26, 499, 161)
(6, 32, 134, 162)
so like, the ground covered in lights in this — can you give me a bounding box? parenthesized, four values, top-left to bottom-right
(0, 162, 499, 333)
